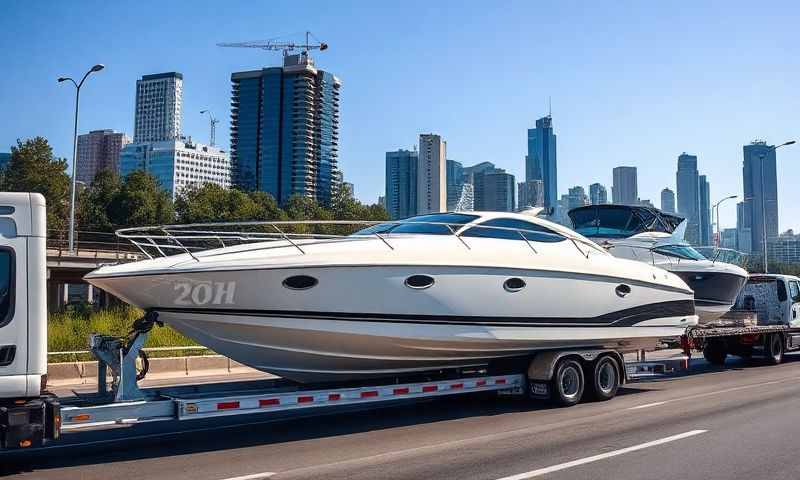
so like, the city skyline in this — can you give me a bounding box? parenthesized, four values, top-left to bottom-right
(2, 2, 799, 231)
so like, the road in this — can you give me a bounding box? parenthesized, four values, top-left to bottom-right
(3, 356, 800, 480)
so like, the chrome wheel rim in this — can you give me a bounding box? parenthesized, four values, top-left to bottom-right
(598, 362, 616, 394)
(560, 365, 580, 399)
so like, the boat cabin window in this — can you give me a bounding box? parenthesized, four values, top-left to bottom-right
(652, 244, 706, 261)
(352, 213, 479, 236)
(461, 218, 565, 242)
(0, 249, 13, 329)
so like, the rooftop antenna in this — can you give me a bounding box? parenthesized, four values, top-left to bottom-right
(548, 96, 552, 117)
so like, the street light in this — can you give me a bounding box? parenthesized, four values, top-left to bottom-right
(712, 195, 737, 247)
(58, 64, 104, 253)
(759, 140, 796, 273)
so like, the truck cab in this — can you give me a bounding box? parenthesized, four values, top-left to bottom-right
(0, 192, 58, 449)
(735, 274, 800, 327)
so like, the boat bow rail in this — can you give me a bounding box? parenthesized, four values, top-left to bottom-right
(115, 218, 605, 260)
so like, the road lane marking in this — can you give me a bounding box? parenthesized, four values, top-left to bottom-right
(627, 401, 668, 410)
(218, 473, 276, 480)
(495, 430, 707, 480)
(626, 377, 791, 411)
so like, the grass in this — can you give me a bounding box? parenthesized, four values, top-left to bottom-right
(48, 305, 210, 362)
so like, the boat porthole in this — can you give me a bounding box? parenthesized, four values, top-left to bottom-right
(405, 275, 435, 290)
(615, 284, 631, 297)
(503, 277, 526, 292)
(283, 275, 318, 290)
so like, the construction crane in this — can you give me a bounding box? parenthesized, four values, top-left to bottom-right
(217, 31, 328, 57)
(200, 110, 219, 147)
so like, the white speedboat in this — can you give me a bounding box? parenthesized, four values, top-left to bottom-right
(569, 205, 748, 324)
(85, 211, 697, 383)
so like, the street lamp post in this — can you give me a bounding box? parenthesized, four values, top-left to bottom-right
(712, 195, 737, 247)
(58, 64, 105, 253)
(758, 140, 796, 273)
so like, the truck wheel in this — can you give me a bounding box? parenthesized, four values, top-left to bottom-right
(585, 356, 620, 401)
(550, 358, 584, 407)
(703, 341, 727, 366)
(765, 333, 784, 365)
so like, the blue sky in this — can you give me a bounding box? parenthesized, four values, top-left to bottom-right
(1, 1, 798, 231)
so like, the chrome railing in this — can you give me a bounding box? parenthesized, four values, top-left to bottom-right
(116, 219, 607, 261)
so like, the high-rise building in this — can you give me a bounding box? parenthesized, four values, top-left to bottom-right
(474, 168, 515, 212)
(720, 228, 738, 249)
(612, 166, 638, 205)
(0, 152, 11, 170)
(518, 179, 544, 208)
(589, 183, 608, 205)
(526, 115, 557, 209)
(768, 232, 800, 264)
(134, 72, 183, 143)
(446, 159, 464, 211)
(76, 129, 131, 182)
(462, 162, 496, 184)
(698, 175, 711, 245)
(385, 149, 418, 220)
(452, 183, 474, 211)
(676, 153, 701, 245)
(736, 201, 753, 253)
(120, 138, 230, 199)
(660, 187, 676, 213)
(230, 53, 341, 205)
(417, 134, 446, 214)
(567, 186, 588, 212)
(742, 141, 779, 257)
(639, 199, 655, 208)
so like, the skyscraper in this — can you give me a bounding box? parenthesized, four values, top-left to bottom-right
(76, 129, 131, 182)
(230, 53, 341, 205)
(612, 166, 638, 205)
(526, 115, 557, 209)
(736, 201, 752, 253)
(698, 175, 711, 245)
(385, 149, 418, 220)
(120, 138, 230, 199)
(446, 159, 464, 211)
(417, 134, 446, 214)
(0, 152, 12, 170)
(567, 186, 588, 211)
(660, 188, 676, 213)
(474, 168, 515, 212)
(589, 183, 608, 205)
(676, 153, 700, 245)
(742, 141, 779, 256)
(518, 179, 544, 208)
(134, 72, 183, 143)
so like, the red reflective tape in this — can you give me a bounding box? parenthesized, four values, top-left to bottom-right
(297, 395, 314, 403)
(450, 383, 464, 389)
(259, 398, 280, 407)
(495, 378, 507, 385)
(217, 401, 240, 410)
(328, 393, 341, 401)
(393, 387, 410, 395)
(361, 391, 378, 398)
(422, 385, 438, 393)
(476, 380, 487, 386)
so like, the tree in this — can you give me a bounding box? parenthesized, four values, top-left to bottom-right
(3, 137, 70, 230)
(108, 171, 174, 228)
(77, 169, 121, 232)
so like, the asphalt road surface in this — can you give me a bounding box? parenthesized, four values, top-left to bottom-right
(4, 355, 800, 480)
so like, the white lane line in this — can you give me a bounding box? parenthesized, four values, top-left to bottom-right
(495, 429, 707, 480)
(626, 377, 791, 411)
(627, 401, 667, 410)
(217, 472, 276, 480)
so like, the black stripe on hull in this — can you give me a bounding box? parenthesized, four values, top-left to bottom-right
(155, 300, 695, 328)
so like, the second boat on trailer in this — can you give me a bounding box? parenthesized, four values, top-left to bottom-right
(85, 210, 698, 385)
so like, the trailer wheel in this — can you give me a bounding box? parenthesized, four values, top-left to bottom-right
(703, 341, 727, 366)
(550, 358, 584, 407)
(585, 356, 620, 402)
(765, 333, 784, 365)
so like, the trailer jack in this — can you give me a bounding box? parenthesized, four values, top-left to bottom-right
(88, 311, 161, 402)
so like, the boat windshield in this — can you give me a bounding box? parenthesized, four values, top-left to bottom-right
(569, 205, 684, 238)
(352, 213, 479, 236)
(653, 244, 706, 260)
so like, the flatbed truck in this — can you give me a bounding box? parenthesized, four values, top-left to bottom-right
(3, 193, 800, 451)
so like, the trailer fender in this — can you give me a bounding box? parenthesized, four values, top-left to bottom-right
(526, 350, 626, 383)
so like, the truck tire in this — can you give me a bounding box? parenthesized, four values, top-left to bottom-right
(585, 355, 620, 402)
(765, 333, 784, 365)
(550, 358, 584, 407)
(703, 341, 727, 366)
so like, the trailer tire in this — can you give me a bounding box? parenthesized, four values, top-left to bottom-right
(550, 358, 584, 407)
(703, 341, 727, 366)
(765, 333, 784, 365)
(585, 356, 620, 402)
